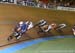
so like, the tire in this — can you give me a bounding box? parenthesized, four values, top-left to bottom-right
(7, 32, 18, 41)
(7, 33, 14, 41)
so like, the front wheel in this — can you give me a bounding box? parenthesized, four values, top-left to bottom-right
(7, 32, 19, 41)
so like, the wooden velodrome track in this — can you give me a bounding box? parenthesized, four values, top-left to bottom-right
(0, 3, 75, 49)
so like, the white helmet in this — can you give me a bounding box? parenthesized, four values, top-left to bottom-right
(19, 21, 24, 25)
